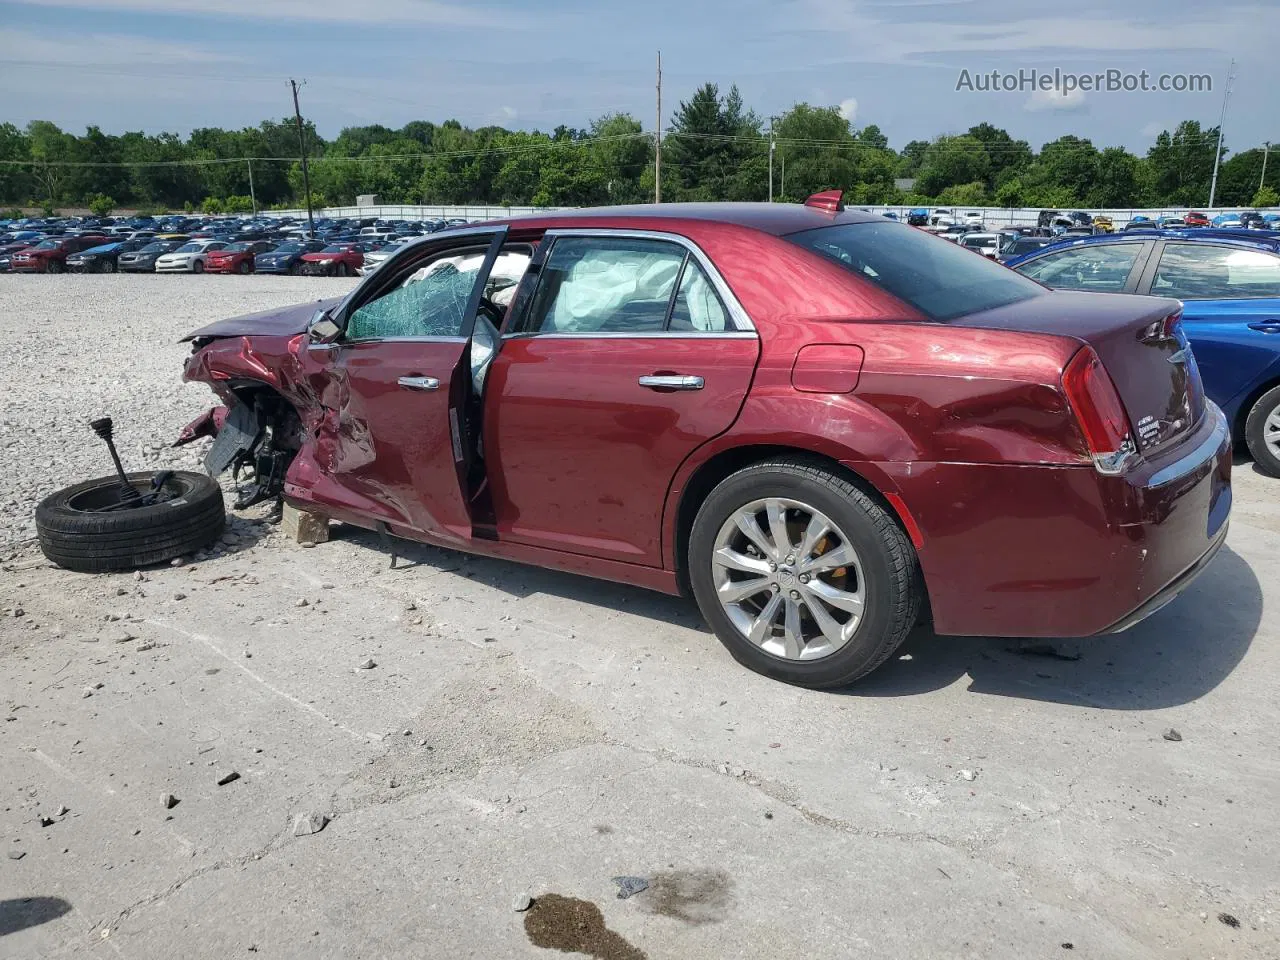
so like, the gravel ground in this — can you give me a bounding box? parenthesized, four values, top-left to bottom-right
(0, 273, 356, 545)
(1, 275, 1279, 959)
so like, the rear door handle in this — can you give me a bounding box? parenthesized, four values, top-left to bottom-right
(398, 376, 440, 391)
(638, 374, 704, 391)
(1247, 320, 1280, 333)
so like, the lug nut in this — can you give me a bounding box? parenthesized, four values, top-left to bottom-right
(799, 573, 810, 584)
(789, 590, 801, 600)
(768, 561, 778, 572)
(785, 555, 795, 565)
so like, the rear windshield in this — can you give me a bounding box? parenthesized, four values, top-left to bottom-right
(785, 221, 1043, 321)
(322, 245, 349, 253)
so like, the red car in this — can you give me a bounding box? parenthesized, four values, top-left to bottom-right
(300, 243, 365, 277)
(10, 234, 108, 273)
(1184, 211, 1211, 227)
(205, 241, 276, 275)
(178, 194, 1232, 688)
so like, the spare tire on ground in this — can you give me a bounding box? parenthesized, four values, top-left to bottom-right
(36, 471, 225, 573)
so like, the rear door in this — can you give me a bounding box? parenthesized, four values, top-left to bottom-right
(485, 229, 760, 566)
(300, 227, 511, 546)
(1136, 240, 1280, 411)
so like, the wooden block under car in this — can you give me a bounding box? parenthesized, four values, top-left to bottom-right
(281, 503, 330, 544)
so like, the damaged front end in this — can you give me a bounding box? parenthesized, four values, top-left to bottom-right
(175, 392, 304, 510)
(176, 307, 332, 512)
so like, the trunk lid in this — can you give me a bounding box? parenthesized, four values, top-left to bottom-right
(962, 290, 1203, 454)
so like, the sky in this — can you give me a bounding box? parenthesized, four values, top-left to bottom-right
(1, 0, 1276, 154)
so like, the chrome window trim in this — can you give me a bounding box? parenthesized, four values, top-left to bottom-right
(325, 335, 468, 347)
(532, 227, 757, 334)
(502, 330, 756, 341)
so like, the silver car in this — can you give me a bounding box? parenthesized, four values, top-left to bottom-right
(155, 239, 227, 274)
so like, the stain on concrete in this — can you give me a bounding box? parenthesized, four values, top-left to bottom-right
(640, 870, 733, 926)
(524, 894, 645, 960)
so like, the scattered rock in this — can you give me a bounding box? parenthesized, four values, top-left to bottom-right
(55, 805, 69, 816)
(39, 815, 55, 827)
(513, 893, 535, 912)
(763, 811, 773, 820)
(959, 769, 977, 782)
(320, 582, 335, 590)
(1061, 943, 1074, 950)
(106, 629, 136, 644)
(1218, 913, 1240, 928)
(161, 793, 179, 809)
(115, 587, 128, 596)
(173, 592, 187, 601)
(136, 641, 156, 652)
(81, 687, 95, 698)
(215, 771, 240, 786)
(170, 557, 185, 567)
(7, 849, 25, 860)
(388, 778, 400, 789)
(292, 812, 329, 837)
(1163, 729, 1183, 742)
(612, 876, 649, 899)
(295, 598, 309, 608)
(405, 601, 417, 612)
(357, 658, 376, 670)
(134, 571, 144, 581)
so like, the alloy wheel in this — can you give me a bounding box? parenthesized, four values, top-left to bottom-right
(1266, 405, 1280, 460)
(711, 497, 865, 661)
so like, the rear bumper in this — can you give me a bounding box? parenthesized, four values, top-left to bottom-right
(872, 402, 1233, 637)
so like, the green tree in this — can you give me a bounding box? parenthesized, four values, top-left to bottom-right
(666, 82, 765, 201)
(914, 135, 991, 196)
(1253, 185, 1279, 208)
(1146, 120, 1220, 206)
(87, 193, 114, 216)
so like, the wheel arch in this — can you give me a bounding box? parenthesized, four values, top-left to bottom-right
(666, 443, 922, 599)
(1229, 373, 1280, 447)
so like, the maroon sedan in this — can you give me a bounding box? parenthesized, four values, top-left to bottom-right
(178, 195, 1231, 688)
(299, 242, 365, 277)
(11, 234, 108, 273)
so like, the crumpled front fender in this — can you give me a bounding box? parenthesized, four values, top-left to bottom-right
(173, 405, 228, 447)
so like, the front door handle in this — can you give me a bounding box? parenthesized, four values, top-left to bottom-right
(1247, 320, 1280, 333)
(638, 374, 704, 391)
(398, 376, 440, 391)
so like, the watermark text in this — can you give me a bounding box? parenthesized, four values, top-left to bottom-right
(956, 68, 1212, 96)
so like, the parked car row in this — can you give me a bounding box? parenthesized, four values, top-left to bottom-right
(0, 212, 483, 274)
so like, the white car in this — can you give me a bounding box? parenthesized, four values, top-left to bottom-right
(957, 232, 1002, 258)
(356, 238, 412, 276)
(963, 211, 985, 229)
(155, 239, 227, 273)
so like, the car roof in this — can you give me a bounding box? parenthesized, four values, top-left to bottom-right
(485, 201, 885, 237)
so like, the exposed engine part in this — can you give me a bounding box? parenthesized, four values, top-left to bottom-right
(203, 390, 303, 511)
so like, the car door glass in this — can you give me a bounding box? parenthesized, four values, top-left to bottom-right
(668, 259, 729, 332)
(1016, 244, 1141, 292)
(347, 251, 487, 340)
(1151, 243, 1280, 299)
(526, 237, 686, 333)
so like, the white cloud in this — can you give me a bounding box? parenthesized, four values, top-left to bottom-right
(0, 26, 237, 68)
(4, 0, 526, 28)
(1141, 120, 1168, 138)
(837, 97, 858, 122)
(500, 106, 519, 120)
(1024, 85, 1087, 112)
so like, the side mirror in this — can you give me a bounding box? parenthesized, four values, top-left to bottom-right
(308, 310, 341, 344)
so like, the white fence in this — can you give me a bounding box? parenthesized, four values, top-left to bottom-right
(267, 204, 572, 221)
(263, 203, 1277, 230)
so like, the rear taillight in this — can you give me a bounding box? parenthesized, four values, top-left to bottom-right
(1062, 346, 1135, 475)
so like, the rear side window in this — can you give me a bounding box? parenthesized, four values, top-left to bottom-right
(1015, 243, 1144, 293)
(525, 237, 687, 333)
(785, 221, 1042, 320)
(1151, 243, 1280, 300)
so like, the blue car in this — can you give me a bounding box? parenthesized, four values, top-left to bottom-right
(1006, 230, 1280, 476)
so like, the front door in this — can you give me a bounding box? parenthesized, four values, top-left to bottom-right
(485, 230, 760, 566)
(301, 227, 514, 546)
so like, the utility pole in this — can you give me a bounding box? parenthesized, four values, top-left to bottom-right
(1261, 141, 1271, 192)
(768, 116, 776, 202)
(290, 78, 316, 238)
(654, 51, 662, 204)
(247, 159, 257, 215)
(1208, 59, 1235, 209)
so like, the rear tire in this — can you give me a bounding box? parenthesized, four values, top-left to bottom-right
(47, 260, 64, 274)
(288, 262, 302, 276)
(237, 260, 251, 274)
(192, 260, 204, 274)
(688, 458, 922, 689)
(334, 262, 349, 277)
(101, 260, 116, 274)
(36, 471, 225, 573)
(1245, 385, 1280, 478)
